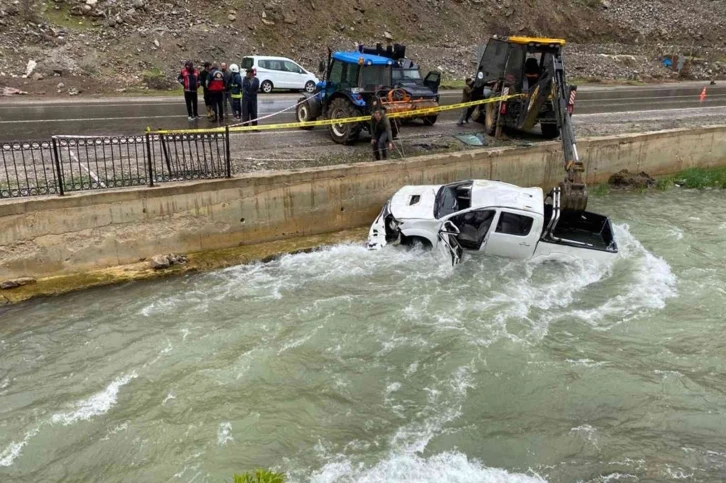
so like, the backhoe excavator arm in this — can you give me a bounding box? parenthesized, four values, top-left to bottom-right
(547, 51, 588, 212)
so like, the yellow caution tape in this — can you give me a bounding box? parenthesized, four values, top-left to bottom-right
(150, 93, 525, 135)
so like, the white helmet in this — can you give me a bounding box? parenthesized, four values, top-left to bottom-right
(230, 63, 240, 73)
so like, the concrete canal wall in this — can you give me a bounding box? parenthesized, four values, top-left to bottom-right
(2, 125, 726, 280)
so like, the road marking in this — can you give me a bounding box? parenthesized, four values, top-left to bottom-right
(68, 149, 106, 188)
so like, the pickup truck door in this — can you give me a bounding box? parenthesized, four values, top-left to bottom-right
(437, 221, 463, 266)
(483, 210, 542, 259)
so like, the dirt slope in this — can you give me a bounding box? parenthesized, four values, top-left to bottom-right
(0, 0, 724, 95)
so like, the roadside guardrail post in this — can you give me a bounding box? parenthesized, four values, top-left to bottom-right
(225, 126, 231, 178)
(145, 133, 154, 187)
(51, 137, 64, 196)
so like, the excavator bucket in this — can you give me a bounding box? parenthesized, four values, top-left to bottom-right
(559, 180, 588, 212)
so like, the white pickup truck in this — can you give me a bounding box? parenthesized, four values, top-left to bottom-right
(367, 179, 618, 265)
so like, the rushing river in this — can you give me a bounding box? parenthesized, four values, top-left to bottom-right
(1, 189, 726, 483)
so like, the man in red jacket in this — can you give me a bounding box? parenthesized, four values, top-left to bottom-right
(206, 63, 227, 122)
(177, 61, 200, 120)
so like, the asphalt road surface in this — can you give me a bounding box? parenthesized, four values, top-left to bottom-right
(1, 82, 724, 142)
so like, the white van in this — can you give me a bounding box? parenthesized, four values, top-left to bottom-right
(240, 56, 319, 94)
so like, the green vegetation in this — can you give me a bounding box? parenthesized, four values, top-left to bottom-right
(233, 470, 285, 483)
(657, 167, 726, 190)
(43, 1, 96, 29)
(440, 79, 467, 90)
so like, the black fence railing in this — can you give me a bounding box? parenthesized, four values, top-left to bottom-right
(1, 129, 231, 199)
(1, 141, 60, 198)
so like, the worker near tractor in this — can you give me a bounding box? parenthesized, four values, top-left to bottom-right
(242, 68, 260, 127)
(206, 63, 227, 122)
(370, 108, 394, 161)
(456, 78, 474, 126)
(228, 64, 243, 121)
(177, 61, 200, 121)
(199, 62, 213, 119)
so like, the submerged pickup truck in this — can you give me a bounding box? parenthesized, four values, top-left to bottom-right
(367, 179, 618, 265)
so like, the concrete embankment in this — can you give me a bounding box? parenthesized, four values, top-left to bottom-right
(2, 125, 725, 302)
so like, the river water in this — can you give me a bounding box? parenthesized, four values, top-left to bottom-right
(1, 189, 725, 483)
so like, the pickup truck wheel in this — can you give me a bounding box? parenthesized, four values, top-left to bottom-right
(295, 99, 316, 130)
(423, 115, 438, 126)
(541, 123, 560, 139)
(260, 80, 274, 94)
(328, 97, 362, 144)
(401, 235, 432, 249)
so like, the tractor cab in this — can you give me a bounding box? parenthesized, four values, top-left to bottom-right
(296, 44, 441, 144)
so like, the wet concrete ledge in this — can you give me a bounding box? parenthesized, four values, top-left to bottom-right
(1, 125, 726, 303)
(0, 227, 367, 305)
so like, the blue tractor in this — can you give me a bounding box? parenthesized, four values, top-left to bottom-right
(295, 44, 441, 144)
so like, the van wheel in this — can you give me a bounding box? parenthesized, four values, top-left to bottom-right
(261, 80, 273, 94)
(296, 99, 316, 130)
(304, 81, 316, 93)
(541, 123, 560, 139)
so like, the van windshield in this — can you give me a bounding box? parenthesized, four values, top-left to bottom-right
(241, 57, 254, 70)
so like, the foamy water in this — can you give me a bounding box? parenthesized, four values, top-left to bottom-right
(1, 189, 725, 482)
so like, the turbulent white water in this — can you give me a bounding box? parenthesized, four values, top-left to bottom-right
(1, 189, 725, 482)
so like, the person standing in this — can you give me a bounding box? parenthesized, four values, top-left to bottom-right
(457, 78, 473, 126)
(199, 62, 213, 119)
(370, 108, 393, 160)
(221, 62, 233, 118)
(228, 64, 243, 120)
(242, 68, 260, 127)
(206, 64, 227, 122)
(177, 61, 200, 120)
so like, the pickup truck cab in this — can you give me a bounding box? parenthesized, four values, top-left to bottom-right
(367, 179, 618, 265)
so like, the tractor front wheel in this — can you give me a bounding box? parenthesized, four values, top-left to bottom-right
(296, 99, 316, 130)
(328, 98, 362, 144)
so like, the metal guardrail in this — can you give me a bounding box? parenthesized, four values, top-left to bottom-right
(1, 129, 232, 199)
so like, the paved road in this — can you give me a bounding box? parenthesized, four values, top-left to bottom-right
(1, 82, 724, 142)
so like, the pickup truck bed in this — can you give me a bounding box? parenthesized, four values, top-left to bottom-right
(544, 209, 617, 253)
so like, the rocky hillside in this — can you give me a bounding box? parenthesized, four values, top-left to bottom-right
(1, 0, 725, 95)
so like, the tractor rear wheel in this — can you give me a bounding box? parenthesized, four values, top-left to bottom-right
(328, 97, 362, 144)
(295, 99, 316, 130)
(423, 115, 438, 126)
(541, 123, 560, 139)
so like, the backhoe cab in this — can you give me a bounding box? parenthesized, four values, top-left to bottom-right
(472, 35, 587, 212)
(295, 44, 441, 144)
(471, 36, 576, 139)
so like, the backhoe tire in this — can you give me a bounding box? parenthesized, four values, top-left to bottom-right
(328, 97, 362, 144)
(541, 123, 560, 139)
(484, 103, 497, 135)
(423, 115, 438, 126)
(295, 99, 316, 130)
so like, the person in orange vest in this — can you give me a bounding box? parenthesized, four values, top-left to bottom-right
(206, 63, 227, 122)
(177, 61, 200, 121)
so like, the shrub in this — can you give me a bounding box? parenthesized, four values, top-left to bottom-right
(233, 469, 285, 483)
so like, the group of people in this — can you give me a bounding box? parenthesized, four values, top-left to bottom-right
(178, 61, 260, 124)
